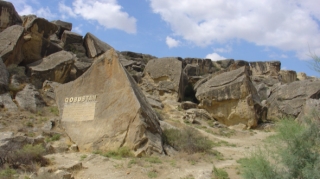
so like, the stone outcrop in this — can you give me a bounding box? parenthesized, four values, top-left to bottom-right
(143, 57, 186, 101)
(297, 72, 307, 81)
(266, 80, 320, 120)
(296, 99, 320, 122)
(22, 17, 59, 64)
(15, 84, 45, 112)
(251, 76, 280, 100)
(27, 51, 76, 89)
(62, 31, 82, 48)
(250, 61, 281, 76)
(180, 101, 198, 110)
(55, 49, 163, 156)
(183, 58, 220, 75)
(183, 109, 213, 124)
(279, 70, 297, 84)
(84, 33, 112, 58)
(51, 20, 72, 38)
(195, 66, 262, 128)
(0, 1, 22, 32)
(0, 58, 8, 94)
(0, 93, 18, 110)
(0, 25, 24, 66)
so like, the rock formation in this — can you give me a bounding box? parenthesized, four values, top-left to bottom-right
(55, 49, 163, 156)
(0, 1, 22, 32)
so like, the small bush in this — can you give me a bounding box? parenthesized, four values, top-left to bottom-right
(212, 167, 229, 179)
(0, 168, 17, 179)
(147, 170, 158, 178)
(103, 147, 133, 159)
(163, 127, 213, 154)
(45, 134, 61, 142)
(239, 116, 320, 179)
(50, 107, 59, 116)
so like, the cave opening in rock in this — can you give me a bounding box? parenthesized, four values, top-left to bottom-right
(183, 83, 199, 103)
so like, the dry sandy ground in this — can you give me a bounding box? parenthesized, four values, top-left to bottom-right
(44, 99, 274, 179)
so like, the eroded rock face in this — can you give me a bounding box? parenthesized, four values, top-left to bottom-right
(0, 1, 22, 32)
(250, 61, 281, 76)
(27, 51, 76, 89)
(266, 80, 320, 120)
(51, 20, 72, 38)
(251, 76, 280, 100)
(0, 93, 18, 111)
(143, 57, 186, 101)
(0, 58, 9, 94)
(84, 33, 112, 58)
(22, 17, 59, 64)
(0, 25, 24, 66)
(279, 70, 297, 84)
(195, 66, 262, 128)
(55, 49, 163, 156)
(15, 84, 45, 112)
(296, 99, 320, 122)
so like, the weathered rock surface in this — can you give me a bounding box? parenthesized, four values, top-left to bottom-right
(296, 99, 320, 122)
(0, 1, 22, 32)
(15, 84, 45, 112)
(266, 80, 320, 120)
(297, 72, 308, 81)
(180, 101, 198, 110)
(0, 93, 18, 110)
(0, 25, 24, 66)
(51, 20, 72, 38)
(55, 49, 163, 156)
(279, 70, 297, 84)
(0, 58, 8, 94)
(183, 58, 221, 75)
(195, 66, 262, 128)
(250, 61, 281, 76)
(62, 31, 82, 48)
(0, 132, 44, 152)
(143, 57, 186, 101)
(183, 109, 213, 124)
(251, 76, 280, 100)
(22, 17, 59, 64)
(84, 33, 112, 58)
(27, 51, 76, 89)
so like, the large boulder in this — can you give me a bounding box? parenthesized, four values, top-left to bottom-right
(251, 75, 280, 100)
(22, 17, 59, 64)
(195, 66, 262, 128)
(15, 84, 45, 112)
(250, 61, 281, 76)
(279, 70, 297, 84)
(27, 51, 76, 89)
(61, 31, 82, 48)
(0, 93, 18, 111)
(0, 1, 22, 32)
(0, 58, 9, 94)
(54, 49, 163, 156)
(51, 20, 72, 38)
(296, 99, 320, 122)
(0, 25, 25, 66)
(266, 80, 320, 120)
(83, 33, 113, 58)
(143, 57, 186, 101)
(183, 58, 220, 75)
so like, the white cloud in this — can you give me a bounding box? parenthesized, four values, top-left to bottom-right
(149, 0, 320, 60)
(70, 0, 137, 34)
(213, 45, 232, 53)
(166, 36, 180, 48)
(205, 52, 226, 61)
(36, 7, 56, 19)
(59, 2, 77, 18)
(73, 24, 83, 34)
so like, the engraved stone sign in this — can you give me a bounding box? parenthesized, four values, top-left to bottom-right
(62, 95, 97, 121)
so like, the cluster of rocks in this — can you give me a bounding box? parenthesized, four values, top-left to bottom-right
(0, 1, 320, 166)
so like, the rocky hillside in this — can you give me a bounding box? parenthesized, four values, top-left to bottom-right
(1, 1, 320, 179)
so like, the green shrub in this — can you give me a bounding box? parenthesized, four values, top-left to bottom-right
(50, 107, 59, 116)
(0, 168, 17, 179)
(163, 127, 213, 154)
(212, 167, 229, 179)
(103, 147, 133, 159)
(45, 133, 61, 142)
(144, 156, 162, 164)
(239, 117, 320, 179)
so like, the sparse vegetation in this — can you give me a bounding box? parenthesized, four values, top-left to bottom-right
(212, 167, 229, 179)
(239, 115, 320, 179)
(0, 168, 17, 179)
(45, 133, 61, 142)
(163, 127, 213, 154)
(147, 169, 158, 178)
(144, 156, 162, 164)
(102, 147, 134, 159)
(50, 106, 59, 116)
(80, 154, 87, 161)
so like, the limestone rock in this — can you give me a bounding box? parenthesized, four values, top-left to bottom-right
(297, 72, 307, 81)
(0, 93, 18, 111)
(250, 61, 281, 76)
(27, 51, 75, 89)
(0, 132, 43, 152)
(0, 58, 8, 94)
(84, 32, 112, 58)
(0, 1, 22, 32)
(147, 97, 163, 109)
(251, 75, 280, 100)
(15, 84, 45, 112)
(144, 57, 185, 101)
(62, 31, 82, 48)
(0, 25, 24, 66)
(183, 109, 213, 124)
(228, 60, 249, 71)
(195, 66, 262, 128)
(184, 64, 199, 76)
(216, 59, 235, 69)
(22, 17, 59, 64)
(180, 101, 198, 110)
(296, 99, 320, 122)
(266, 80, 320, 120)
(51, 20, 72, 38)
(279, 70, 297, 84)
(55, 49, 163, 156)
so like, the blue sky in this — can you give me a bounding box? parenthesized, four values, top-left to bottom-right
(8, 0, 320, 77)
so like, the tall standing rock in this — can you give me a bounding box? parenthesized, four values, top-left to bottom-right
(0, 25, 24, 66)
(55, 49, 163, 156)
(195, 66, 262, 128)
(0, 1, 22, 32)
(83, 33, 113, 58)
